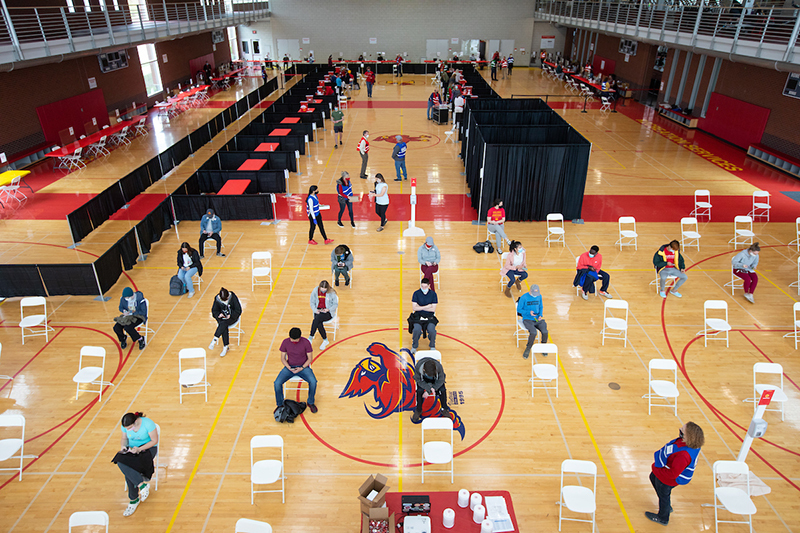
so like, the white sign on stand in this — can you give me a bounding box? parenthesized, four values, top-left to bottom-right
(403, 177, 425, 237)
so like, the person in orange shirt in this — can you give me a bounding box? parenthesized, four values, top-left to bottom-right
(487, 199, 511, 253)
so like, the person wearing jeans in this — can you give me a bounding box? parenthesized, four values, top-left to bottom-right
(574, 245, 612, 299)
(309, 280, 338, 351)
(273, 327, 318, 413)
(392, 135, 407, 181)
(176, 242, 203, 298)
(487, 199, 511, 252)
(365, 69, 375, 98)
(357, 130, 370, 179)
(370, 173, 389, 232)
(732, 242, 760, 303)
(517, 284, 549, 359)
(653, 240, 687, 298)
(113, 287, 147, 350)
(500, 240, 528, 298)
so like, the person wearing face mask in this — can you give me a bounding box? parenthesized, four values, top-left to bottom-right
(487, 199, 512, 253)
(208, 287, 242, 357)
(176, 242, 203, 298)
(198, 208, 225, 258)
(357, 130, 370, 179)
(369, 173, 390, 232)
(309, 280, 338, 351)
(653, 240, 687, 298)
(645, 422, 705, 525)
(409, 278, 438, 355)
(574, 245, 612, 300)
(731, 242, 760, 303)
(336, 171, 356, 228)
(501, 240, 528, 298)
(113, 287, 147, 350)
(331, 244, 354, 287)
(307, 185, 333, 245)
(516, 284, 549, 359)
(417, 237, 441, 291)
(410, 357, 449, 423)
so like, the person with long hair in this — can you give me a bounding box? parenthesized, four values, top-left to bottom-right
(112, 411, 159, 516)
(209, 287, 242, 357)
(487, 198, 511, 253)
(176, 242, 203, 298)
(307, 185, 333, 245)
(336, 171, 355, 228)
(500, 240, 528, 298)
(369, 173, 389, 232)
(309, 280, 338, 351)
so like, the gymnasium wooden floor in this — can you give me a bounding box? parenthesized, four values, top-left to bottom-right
(0, 67, 798, 533)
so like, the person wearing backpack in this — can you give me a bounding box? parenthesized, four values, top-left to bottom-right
(273, 327, 318, 413)
(176, 242, 203, 298)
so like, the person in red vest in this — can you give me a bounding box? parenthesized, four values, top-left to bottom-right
(646, 422, 705, 525)
(540, 50, 547, 65)
(395, 54, 404, 76)
(357, 130, 370, 179)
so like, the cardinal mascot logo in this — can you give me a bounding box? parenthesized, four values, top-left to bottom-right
(339, 342, 465, 439)
(374, 134, 434, 145)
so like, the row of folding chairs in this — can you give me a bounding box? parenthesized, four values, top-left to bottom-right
(66, 512, 272, 532)
(690, 189, 772, 222)
(54, 117, 149, 171)
(615, 214, 764, 251)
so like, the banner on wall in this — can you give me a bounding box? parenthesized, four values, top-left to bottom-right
(540, 36, 555, 49)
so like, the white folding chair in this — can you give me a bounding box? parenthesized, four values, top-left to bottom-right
(701, 300, 731, 347)
(499, 252, 510, 291)
(530, 343, 558, 398)
(0, 414, 25, 481)
(743, 362, 787, 421)
(416, 349, 441, 362)
(73, 346, 113, 401)
(712, 461, 756, 533)
(134, 117, 148, 136)
(251, 252, 273, 291)
(323, 314, 340, 342)
(230, 315, 244, 346)
(680, 217, 701, 250)
(599, 97, 611, 112)
(235, 518, 273, 533)
(178, 348, 209, 403)
(784, 302, 800, 350)
(338, 95, 348, 110)
(789, 256, 800, 296)
(87, 136, 110, 158)
(64, 146, 86, 170)
(135, 298, 154, 344)
(691, 189, 712, 220)
(729, 216, 754, 247)
(642, 359, 679, 416)
(421, 417, 454, 483)
(444, 126, 457, 143)
(558, 459, 597, 532)
(650, 268, 678, 294)
(724, 268, 744, 295)
(615, 217, 638, 250)
(110, 125, 131, 146)
(3, 176, 28, 203)
(0, 343, 12, 383)
(19, 297, 53, 344)
(545, 213, 565, 247)
(748, 190, 771, 221)
(601, 299, 629, 347)
(515, 312, 528, 347)
(69, 511, 109, 532)
(250, 435, 285, 504)
(789, 216, 800, 252)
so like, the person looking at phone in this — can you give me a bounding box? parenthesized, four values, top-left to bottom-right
(273, 327, 318, 413)
(112, 412, 158, 517)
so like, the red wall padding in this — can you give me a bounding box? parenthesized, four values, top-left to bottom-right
(700, 92, 770, 150)
(592, 55, 616, 77)
(36, 89, 109, 145)
(189, 53, 215, 83)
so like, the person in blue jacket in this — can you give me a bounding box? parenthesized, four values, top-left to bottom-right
(113, 287, 147, 350)
(392, 135, 407, 181)
(199, 208, 225, 258)
(516, 284, 549, 359)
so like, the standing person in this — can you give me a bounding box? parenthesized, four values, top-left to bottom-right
(487, 199, 511, 252)
(517, 285, 549, 359)
(427, 90, 440, 120)
(203, 61, 213, 85)
(309, 280, 338, 351)
(261, 63, 267, 84)
(452, 93, 465, 129)
(392, 135, 407, 181)
(113, 412, 158, 516)
(501, 240, 528, 298)
(307, 185, 333, 245)
(490, 56, 498, 81)
(369, 173, 389, 232)
(507, 53, 514, 75)
(208, 287, 242, 357)
(331, 103, 344, 149)
(732, 242, 760, 303)
(395, 53, 403, 76)
(273, 327, 318, 413)
(540, 50, 547, 66)
(331, 244, 354, 287)
(328, 54, 333, 67)
(410, 278, 438, 355)
(357, 130, 370, 180)
(645, 422, 705, 525)
(198, 208, 225, 258)
(574, 245, 612, 300)
(336, 171, 355, 228)
(653, 240, 688, 298)
(176, 242, 203, 298)
(282, 54, 290, 70)
(365, 68, 375, 98)
(410, 357, 449, 423)
(501, 56, 508, 79)
(113, 287, 147, 350)
(417, 237, 441, 291)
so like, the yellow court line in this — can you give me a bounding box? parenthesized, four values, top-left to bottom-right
(165, 267, 284, 533)
(757, 270, 798, 302)
(398, 252, 403, 492)
(580, 132, 626, 169)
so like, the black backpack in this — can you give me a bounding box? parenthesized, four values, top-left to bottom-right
(169, 275, 185, 296)
(473, 241, 495, 254)
(274, 399, 307, 423)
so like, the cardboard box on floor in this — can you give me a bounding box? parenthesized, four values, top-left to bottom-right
(361, 507, 396, 533)
(358, 474, 390, 515)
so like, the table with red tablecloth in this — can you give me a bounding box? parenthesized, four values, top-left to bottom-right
(237, 159, 267, 171)
(217, 179, 250, 195)
(280, 117, 301, 124)
(383, 491, 519, 533)
(255, 142, 280, 152)
(269, 128, 291, 137)
(45, 117, 139, 158)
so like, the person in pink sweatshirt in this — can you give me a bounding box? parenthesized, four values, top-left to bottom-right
(573, 245, 612, 300)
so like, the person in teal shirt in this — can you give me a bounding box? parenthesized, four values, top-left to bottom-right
(114, 412, 158, 516)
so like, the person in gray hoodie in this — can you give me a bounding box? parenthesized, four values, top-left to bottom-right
(418, 236, 441, 291)
(731, 242, 760, 303)
(331, 244, 354, 287)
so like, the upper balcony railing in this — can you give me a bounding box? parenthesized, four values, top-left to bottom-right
(535, 1, 800, 67)
(0, 1, 269, 68)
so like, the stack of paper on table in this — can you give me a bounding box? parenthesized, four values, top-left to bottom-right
(484, 496, 514, 532)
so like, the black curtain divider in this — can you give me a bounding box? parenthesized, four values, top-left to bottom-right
(467, 110, 567, 127)
(94, 242, 124, 292)
(223, 136, 300, 159)
(159, 149, 175, 175)
(208, 115, 220, 137)
(224, 106, 236, 126)
(146, 157, 163, 183)
(148, 199, 170, 244)
(172, 137, 192, 166)
(258, 111, 324, 129)
(67, 206, 93, 244)
(116, 229, 139, 270)
(136, 217, 153, 254)
(189, 124, 211, 151)
(171, 195, 274, 221)
(247, 91, 259, 109)
(86, 184, 125, 228)
(478, 125, 573, 145)
(236, 99, 249, 119)
(242, 122, 314, 142)
(119, 166, 146, 202)
(0, 264, 46, 297)
(248, 151, 295, 172)
(193, 170, 287, 194)
(39, 264, 98, 296)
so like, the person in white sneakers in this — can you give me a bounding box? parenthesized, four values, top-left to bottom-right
(309, 280, 338, 350)
(574, 245, 612, 300)
(732, 242, 760, 303)
(487, 198, 511, 252)
(653, 241, 688, 298)
(209, 287, 242, 357)
(113, 411, 158, 516)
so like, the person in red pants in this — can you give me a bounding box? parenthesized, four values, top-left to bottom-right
(731, 242, 760, 303)
(417, 237, 441, 291)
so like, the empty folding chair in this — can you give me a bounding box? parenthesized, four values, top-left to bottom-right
(545, 213, 565, 247)
(421, 417, 454, 483)
(235, 518, 273, 533)
(19, 297, 52, 344)
(690, 189, 712, 220)
(134, 117, 148, 136)
(87, 136, 110, 158)
(789, 256, 800, 296)
(700, 300, 731, 347)
(558, 459, 597, 532)
(680, 217, 701, 250)
(615, 217, 638, 250)
(251, 252, 273, 291)
(110, 125, 131, 146)
(250, 435, 285, 504)
(784, 302, 800, 350)
(748, 190, 771, 221)
(601, 299, 629, 347)
(64, 147, 86, 170)
(338, 95, 348, 110)
(73, 346, 113, 401)
(729, 216, 754, 247)
(4, 176, 28, 203)
(178, 348, 209, 403)
(642, 359, 679, 416)
(0, 414, 25, 481)
(712, 461, 756, 533)
(444, 125, 457, 143)
(599, 97, 611, 112)
(530, 343, 558, 398)
(743, 362, 787, 420)
(69, 511, 109, 533)
(789, 217, 800, 252)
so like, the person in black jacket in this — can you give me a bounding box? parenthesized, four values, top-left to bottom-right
(209, 287, 242, 357)
(176, 242, 203, 298)
(410, 357, 449, 423)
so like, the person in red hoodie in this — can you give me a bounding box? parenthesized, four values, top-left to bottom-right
(646, 422, 705, 525)
(573, 245, 612, 300)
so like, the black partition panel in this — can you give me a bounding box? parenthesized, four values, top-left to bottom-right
(189, 125, 212, 151)
(172, 137, 191, 165)
(0, 265, 46, 297)
(171, 195, 274, 221)
(116, 229, 139, 271)
(194, 170, 286, 194)
(95, 243, 125, 292)
(67, 207, 93, 245)
(159, 150, 175, 175)
(39, 264, 98, 296)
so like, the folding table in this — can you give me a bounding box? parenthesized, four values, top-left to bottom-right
(255, 143, 281, 152)
(217, 179, 250, 195)
(238, 159, 267, 171)
(281, 117, 301, 124)
(269, 129, 292, 137)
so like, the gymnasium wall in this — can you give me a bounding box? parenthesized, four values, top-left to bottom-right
(532, 22, 567, 65)
(591, 33, 659, 95)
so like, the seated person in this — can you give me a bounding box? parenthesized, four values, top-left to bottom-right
(409, 278, 438, 355)
(199, 208, 225, 258)
(114, 287, 147, 350)
(209, 287, 242, 357)
(113, 411, 158, 516)
(501, 240, 528, 298)
(487, 198, 511, 252)
(517, 284, 549, 359)
(417, 237, 441, 291)
(331, 244, 354, 287)
(410, 357, 449, 423)
(732, 242, 760, 303)
(176, 242, 203, 298)
(574, 245, 612, 300)
(309, 280, 338, 350)
(653, 240, 688, 298)
(273, 327, 318, 413)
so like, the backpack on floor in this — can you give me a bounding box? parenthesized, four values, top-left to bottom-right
(169, 275, 186, 296)
(472, 241, 494, 254)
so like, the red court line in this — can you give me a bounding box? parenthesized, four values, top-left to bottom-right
(349, 101, 427, 109)
(739, 331, 800, 392)
(0, 327, 65, 394)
